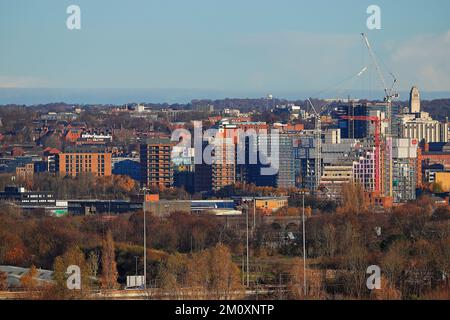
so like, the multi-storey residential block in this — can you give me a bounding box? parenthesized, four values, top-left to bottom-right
(296, 129, 357, 191)
(140, 138, 174, 189)
(56, 148, 112, 177)
(194, 141, 213, 192)
(195, 122, 238, 192)
(353, 149, 377, 192)
(320, 164, 354, 198)
(15, 163, 34, 183)
(391, 138, 418, 202)
(275, 132, 296, 189)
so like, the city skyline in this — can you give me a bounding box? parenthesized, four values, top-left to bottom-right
(1, 0, 450, 104)
(0, 0, 449, 306)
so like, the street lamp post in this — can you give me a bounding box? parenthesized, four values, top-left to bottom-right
(246, 202, 250, 287)
(301, 191, 308, 296)
(253, 197, 256, 231)
(143, 187, 147, 290)
(134, 256, 138, 276)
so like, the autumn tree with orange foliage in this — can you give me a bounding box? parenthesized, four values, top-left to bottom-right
(215, 182, 289, 198)
(4, 246, 26, 265)
(390, 202, 431, 240)
(338, 183, 368, 215)
(114, 175, 135, 193)
(2, 234, 27, 266)
(157, 253, 188, 297)
(101, 230, 119, 290)
(48, 246, 92, 299)
(21, 265, 39, 291)
(370, 276, 402, 300)
(0, 271, 8, 291)
(186, 244, 243, 299)
(209, 244, 243, 299)
(422, 285, 450, 300)
(322, 223, 337, 258)
(289, 258, 326, 300)
(381, 240, 408, 290)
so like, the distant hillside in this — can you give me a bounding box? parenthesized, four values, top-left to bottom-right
(421, 99, 450, 122)
(1, 97, 449, 122)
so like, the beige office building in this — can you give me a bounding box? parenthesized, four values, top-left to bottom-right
(400, 86, 448, 143)
(400, 113, 448, 143)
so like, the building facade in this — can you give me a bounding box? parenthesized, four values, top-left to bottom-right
(409, 86, 421, 114)
(0, 186, 55, 207)
(112, 157, 141, 181)
(353, 150, 377, 192)
(275, 133, 296, 188)
(320, 164, 353, 198)
(337, 103, 367, 139)
(400, 113, 448, 143)
(400, 86, 448, 143)
(56, 149, 112, 177)
(15, 163, 34, 182)
(140, 138, 174, 189)
(391, 138, 418, 202)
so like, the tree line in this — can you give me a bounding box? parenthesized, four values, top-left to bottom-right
(0, 193, 448, 299)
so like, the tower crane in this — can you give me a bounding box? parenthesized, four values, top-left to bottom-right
(305, 66, 368, 192)
(306, 98, 322, 191)
(361, 33, 399, 134)
(361, 33, 398, 197)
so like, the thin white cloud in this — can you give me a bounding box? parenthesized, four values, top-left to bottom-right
(0, 76, 50, 88)
(235, 30, 450, 94)
(389, 30, 450, 91)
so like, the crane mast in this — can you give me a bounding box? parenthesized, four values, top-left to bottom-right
(315, 116, 321, 191)
(361, 33, 398, 197)
(361, 33, 399, 130)
(304, 67, 368, 193)
(361, 33, 390, 102)
(307, 98, 322, 191)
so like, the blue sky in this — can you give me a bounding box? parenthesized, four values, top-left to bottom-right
(1, 0, 450, 103)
